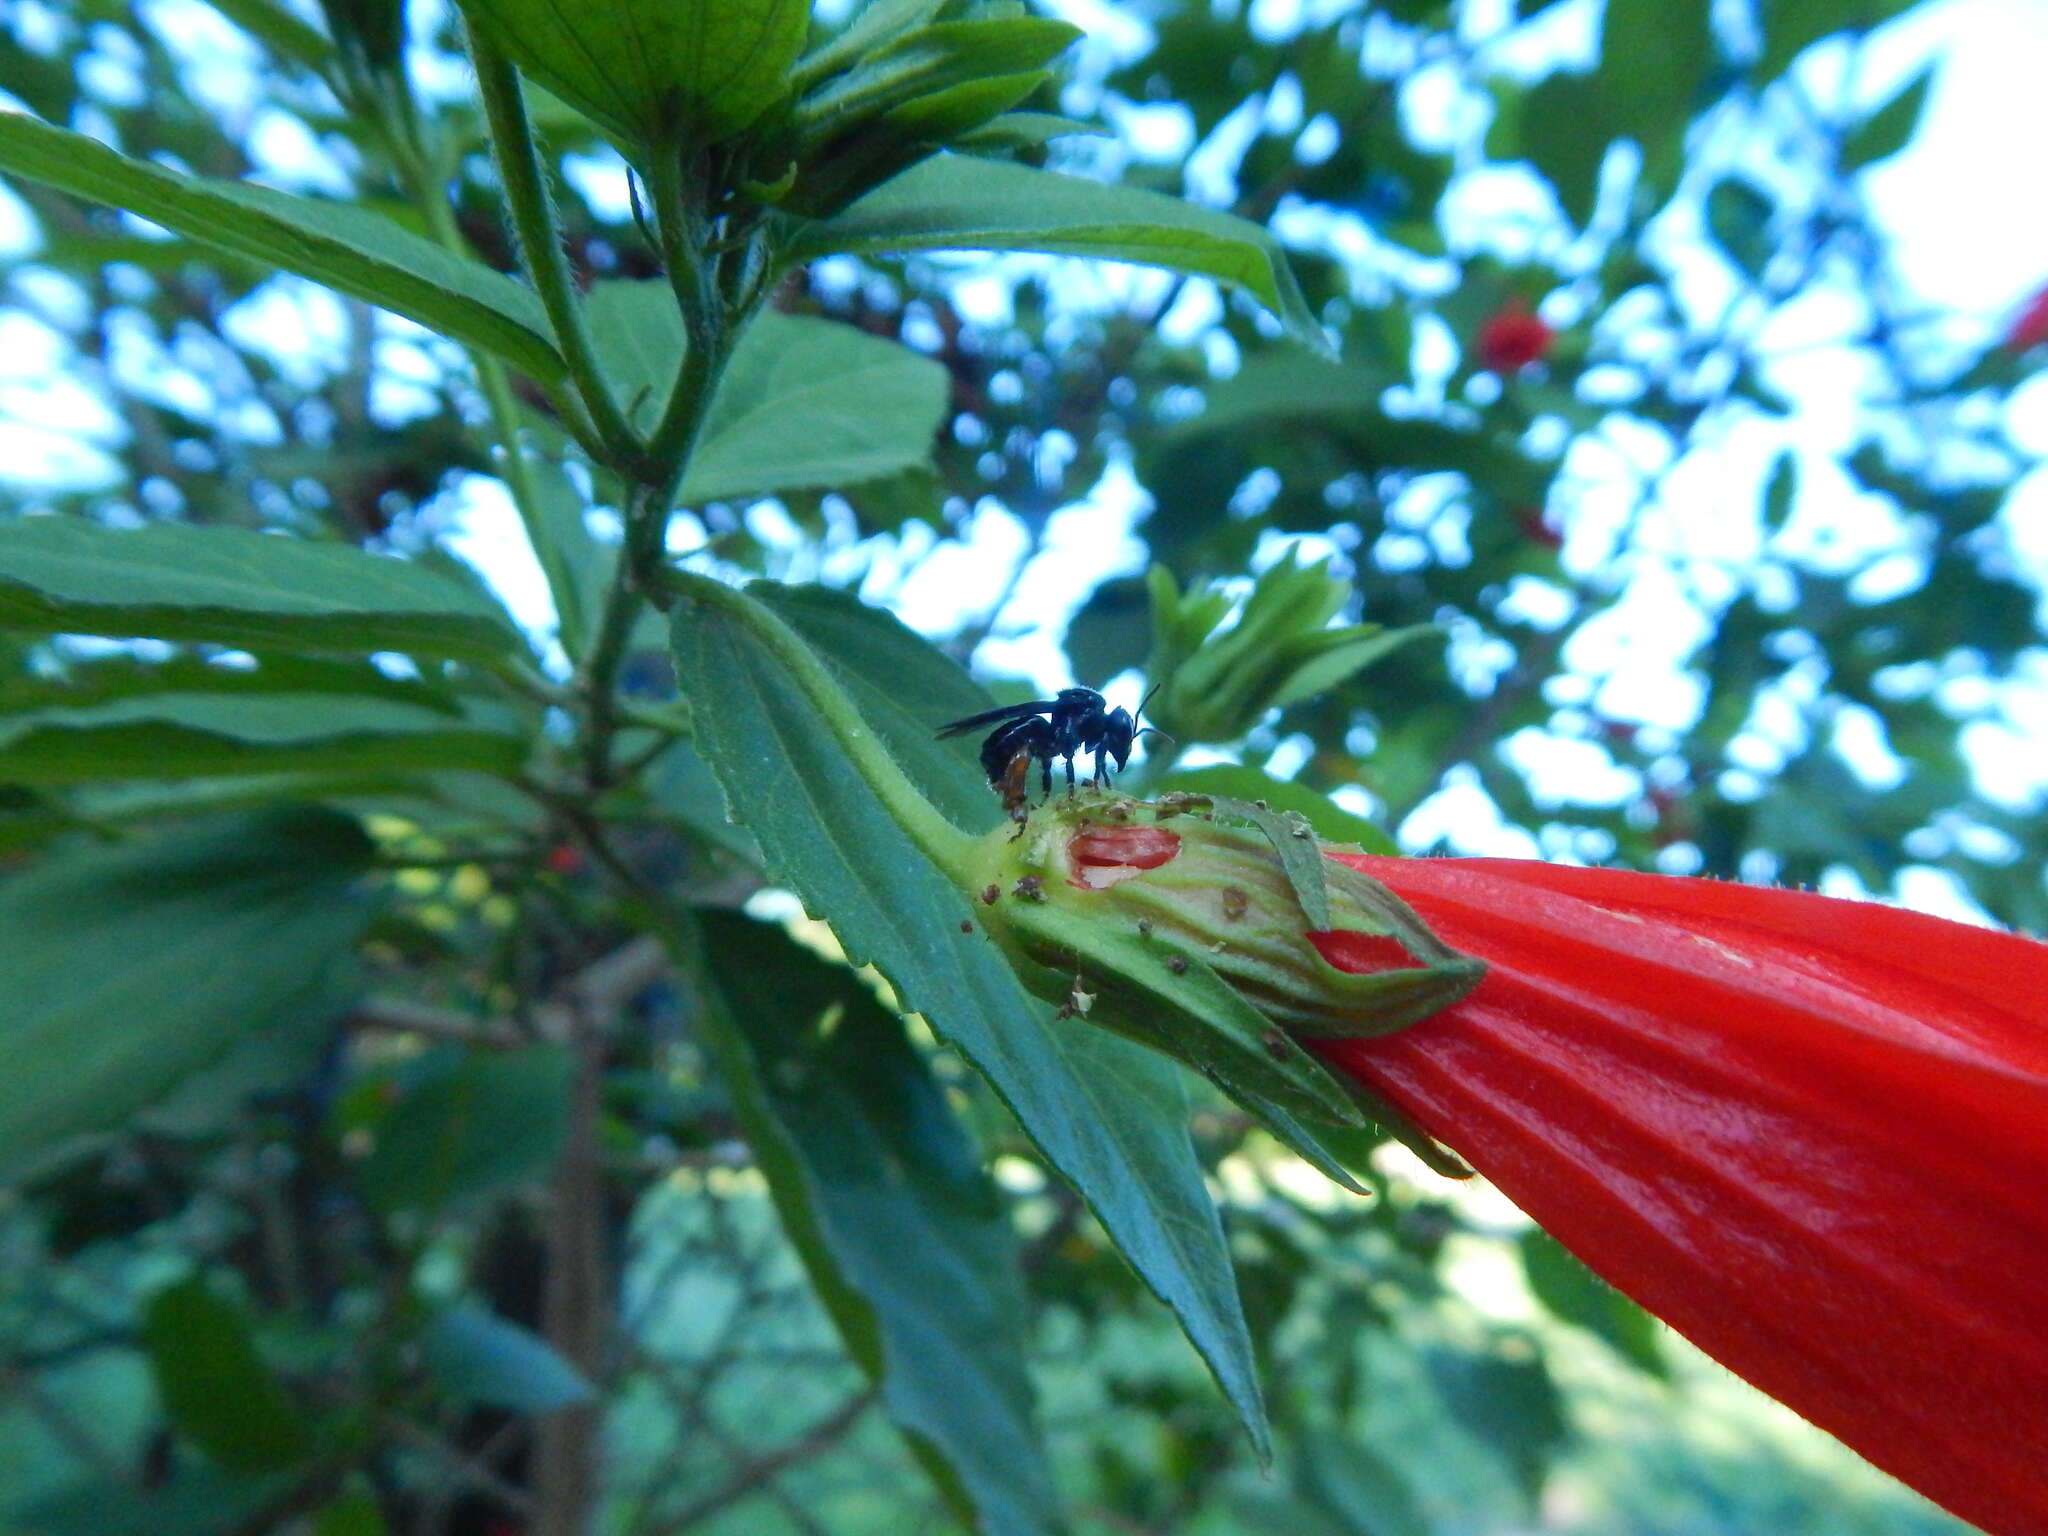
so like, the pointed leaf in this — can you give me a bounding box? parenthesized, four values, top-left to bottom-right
(461, 0, 807, 147)
(689, 313, 951, 501)
(0, 113, 564, 382)
(423, 1305, 595, 1412)
(668, 578, 1271, 1455)
(0, 693, 526, 781)
(787, 155, 1326, 350)
(0, 807, 373, 1182)
(143, 1279, 315, 1474)
(584, 295, 950, 500)
(1843, 64, 1934, 169)
(358, 1046, 575, 1213)
(693, 912, 1060, 1536)
(0, 519, 525, 663)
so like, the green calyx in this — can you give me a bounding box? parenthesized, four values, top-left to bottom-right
(966, 794, 1485, 1186)
(976, 795, 1484, 1036)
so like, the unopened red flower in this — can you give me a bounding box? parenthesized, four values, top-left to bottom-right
(2006, 283, 2048, 354)
(1476, 298, 1555, 373)
(1313, 853, 2048, 1536)
(976, 805, 2048, 1532)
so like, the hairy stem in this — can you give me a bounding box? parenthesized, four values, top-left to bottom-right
(663, 570, 978, 875)
(466, 30, 645, 470)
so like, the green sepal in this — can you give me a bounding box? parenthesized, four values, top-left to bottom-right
(882, 70, 1050, 141)
(993, 897, 1370, 1132)
(1205, 1076, 1376, 1196)
(1180, 791, 1334, 930)
(790, 0, 946, 93)
(1333, 1075, 1473, 1180)
(797, 17, 1080, 139)
(1289, 856, 1487, 1040)
(952, 111, 1108, 153)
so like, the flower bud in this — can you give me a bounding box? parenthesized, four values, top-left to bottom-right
(1475, 297, 1556, 373)
(966, 793, 1483, 1146)
(1143, 555, 1425, 748)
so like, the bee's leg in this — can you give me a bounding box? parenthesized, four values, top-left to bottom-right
(1065, 754, 1078, 796)
(1040, 753, 1052, 802)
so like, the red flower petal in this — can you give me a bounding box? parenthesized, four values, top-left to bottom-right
(1068, 822, 1181, 887)
(1313, 853, 2048, 1536)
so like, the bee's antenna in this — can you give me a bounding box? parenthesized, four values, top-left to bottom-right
(1135, 681, 1163, 723)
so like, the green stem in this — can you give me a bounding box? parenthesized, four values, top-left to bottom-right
(465, 30, 645, 471)
(375, 78, 582, 635)
(663, 569, 978, 875)
(577, 485, 658, 789)
(576, 167, 756, 787)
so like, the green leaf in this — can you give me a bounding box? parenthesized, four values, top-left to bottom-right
(1159, 764, 1397, 853)
(311, 1488, 387, 1536)
(805, 18, 1078, 130)
(1600, 0, 1711, 143)
(583, 294, 950, 501)
(0, 693, 526, 782)
(668, 579, 1271, 1456)
(0, 652, 464, 715)
(1497, 0, 1711, 224)
(881, 70, 1049, 142)
(686, 314, 951, 502)
(0, 115, 565, 383)
(1520, 1229, 1669, 1376)
(1761, 452, 1798, 532)
(693, 912, 1060, 1536)
(1297, 1433, 1431, 1536)
(953, 110, 1108, 153)
(1843, 64, 1935, 169)
(0, 519, 525, 664)
(1758, 0, 1917, 80)
(142, 1278, 314, 1474)
(357, 1046, 575, 1213)
(581, 280, 688, 434)
(751, 581, 997, 831)
(787, 154, 1327, 351)
(201, 0, 334, 69)
(523, 456, 613, 660)
(0, 808, 373, 1183)
(1181, 354, 1551, 503)
(310, 1488, 387, 1536)
(797, 0, 945, 87)
(462, 0, 807, 147)
(422, 1305, 595, 1412)
(1707, 177, 1775, 280)
(1505, 72, 1610, 227)
(1426, 1345, 1569, 1496)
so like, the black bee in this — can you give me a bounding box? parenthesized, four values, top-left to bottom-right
(937, 685, 1166, 816)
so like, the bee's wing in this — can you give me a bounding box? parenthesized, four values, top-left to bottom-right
(933, 700, 1055, 739)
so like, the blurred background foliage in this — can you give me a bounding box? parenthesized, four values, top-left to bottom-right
(0, 0, 2042, 1531)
